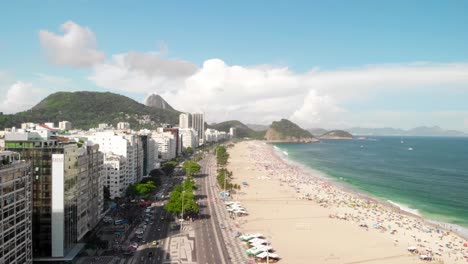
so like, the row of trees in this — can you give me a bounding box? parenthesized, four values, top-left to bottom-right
(216, 168, 240, 190)
(216, 145, 229, 166)
(164, 177, 200, 217)
(215, 146, 241, 191)
(182, 161, 201, 176)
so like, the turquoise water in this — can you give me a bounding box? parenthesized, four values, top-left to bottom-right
(273, 137, 468, 229)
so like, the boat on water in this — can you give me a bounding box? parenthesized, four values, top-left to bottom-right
(408, 147, 413, 151)
(360, 145, 364, 148)
(283, 151, 289, 156)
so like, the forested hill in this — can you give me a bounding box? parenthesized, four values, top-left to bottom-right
(0, 91, 180, 129)
(208, 120, 265, 139)
(265, 119, 319, 142)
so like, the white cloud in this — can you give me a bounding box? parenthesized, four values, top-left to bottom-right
(87, 55, 468, 130)
(89, 51, 197, 93)
(39, 20, 105, 67)
(0, 81, 46, 114)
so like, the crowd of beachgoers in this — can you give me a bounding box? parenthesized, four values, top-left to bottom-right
(239, 141, 468, 263)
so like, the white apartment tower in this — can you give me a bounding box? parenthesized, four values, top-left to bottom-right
(117, 122, 130, 130)
(151, 131, 176, 161)
(179, 113, 191, 129)
(102, 153, 127, 199)
(179, 128, 198, 149)
(58, 121, 72, 131)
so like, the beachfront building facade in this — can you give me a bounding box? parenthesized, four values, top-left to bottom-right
(151, 131, 176, 161)
(86, 131, 144, 184)
(0, 151, 33, 264)
(205, 129, 228, 143)
(4, 127, 105, 261)
(179, 128, 198, 150)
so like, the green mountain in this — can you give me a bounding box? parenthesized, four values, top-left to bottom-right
(0, 91, 180, 130)
(320, 130, 353, 139)
(265, 119, 318, 142)
(208, 120, 265, 139)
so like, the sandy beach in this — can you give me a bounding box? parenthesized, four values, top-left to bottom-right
(225, 141, 468, 264)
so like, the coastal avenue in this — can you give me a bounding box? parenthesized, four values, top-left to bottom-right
(193, 154, 231, 264)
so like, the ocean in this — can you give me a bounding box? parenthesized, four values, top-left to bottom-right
(272, 136, 468, 235)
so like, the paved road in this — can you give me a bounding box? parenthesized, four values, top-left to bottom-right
(124, 177, 173, 264)
(194, 154, 231, 264)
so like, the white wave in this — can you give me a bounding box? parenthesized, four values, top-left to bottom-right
(387, 200, 421, 216)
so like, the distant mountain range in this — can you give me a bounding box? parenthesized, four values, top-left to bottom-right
(348, 126, 468, 137)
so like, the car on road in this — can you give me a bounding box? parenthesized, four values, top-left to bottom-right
(148, 251, 153, 258)
(152, 240, 159, 247)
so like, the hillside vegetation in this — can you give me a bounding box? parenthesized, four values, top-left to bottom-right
(265, 119, 318, 142)
(208, 120, 265, 139)
(0, 91, 180, 129)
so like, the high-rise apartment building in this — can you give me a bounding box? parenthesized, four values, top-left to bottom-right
(0, 151, 33, 264)
(151, 131, 176, 161)
(76, 145, 104, 240)
(191, 112, 205, 145)
(102, 153, 127, 199)
(179, 113, 191, 129)
(179, 128, 198, 149)
(4, 127, 104, 261)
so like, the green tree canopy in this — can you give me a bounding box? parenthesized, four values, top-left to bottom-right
(185, 147, 194, 154)
(161, 161, 178, 175)
(216, 146, 229, 166)
(126, 180, 157, 198)
(182, 161, 201, 176)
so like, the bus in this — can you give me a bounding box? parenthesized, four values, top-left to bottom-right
(114, 219, 127, 225)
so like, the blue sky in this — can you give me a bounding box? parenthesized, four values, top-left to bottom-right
(1, 1, 468, 130)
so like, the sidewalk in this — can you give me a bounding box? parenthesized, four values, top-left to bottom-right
(207, 158, 250, 264)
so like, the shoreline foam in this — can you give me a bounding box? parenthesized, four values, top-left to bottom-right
(271, 142, 468, 241)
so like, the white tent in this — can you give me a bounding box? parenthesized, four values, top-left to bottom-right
(249, 238, 268, 245)
(255, 252, 279, 259)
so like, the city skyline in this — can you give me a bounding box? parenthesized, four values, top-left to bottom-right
(1, 1, 468, 131)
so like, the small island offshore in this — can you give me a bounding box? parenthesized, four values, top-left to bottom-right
(319, 130, 354, 139)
